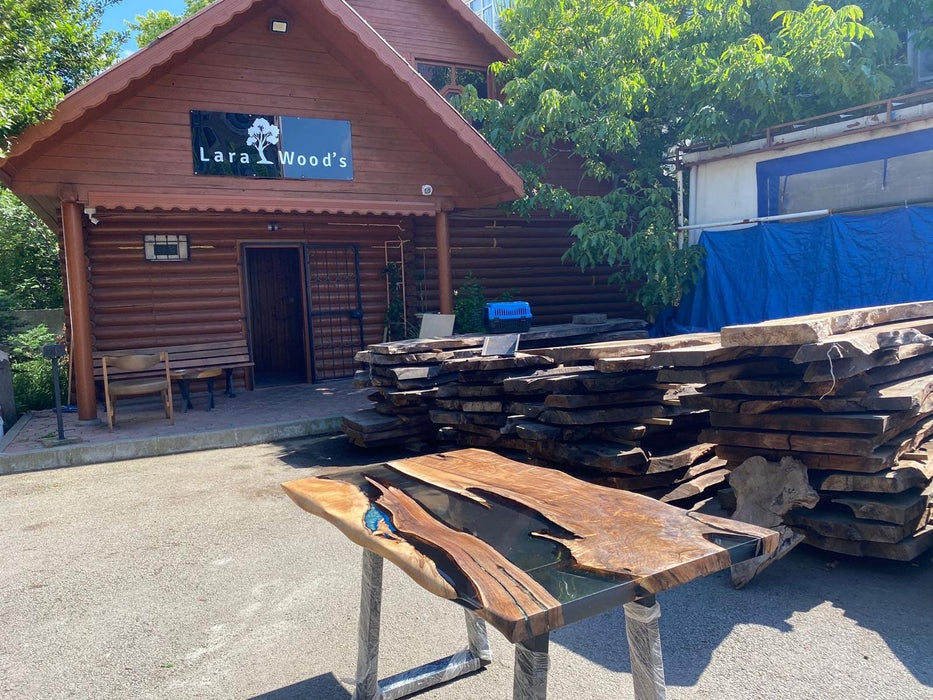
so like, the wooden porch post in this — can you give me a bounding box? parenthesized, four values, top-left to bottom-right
(435, 210, 453, 314)
(61, 200, 97, 421)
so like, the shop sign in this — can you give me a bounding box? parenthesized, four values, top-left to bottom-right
(190, 111, 353, 180)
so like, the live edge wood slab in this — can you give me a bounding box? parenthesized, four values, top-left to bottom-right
(282, 448, 779, 643)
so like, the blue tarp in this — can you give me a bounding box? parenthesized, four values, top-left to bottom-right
(657, 206, 933, 335)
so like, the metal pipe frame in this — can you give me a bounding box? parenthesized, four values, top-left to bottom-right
(351, 550, 491, 700)
(623, 595, 667, 700)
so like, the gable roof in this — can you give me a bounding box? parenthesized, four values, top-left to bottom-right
(0, 0, 522, 210)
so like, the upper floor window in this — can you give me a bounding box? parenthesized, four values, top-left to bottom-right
(469, 0, 497, 30)
(417, 62, 489, 100)
(469, 0, 513, 33)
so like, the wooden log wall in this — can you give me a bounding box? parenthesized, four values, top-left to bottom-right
(86, 212, 413, 378)
(412, 212, 645, 325)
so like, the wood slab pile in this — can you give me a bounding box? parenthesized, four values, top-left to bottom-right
(344, 336, 485, 447)
(431, 333, 727, 506)
(681, 302, 933, 560)
(344, 319, 649, 448)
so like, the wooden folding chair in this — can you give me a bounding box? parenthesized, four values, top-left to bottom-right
(101, 352, 174, 430)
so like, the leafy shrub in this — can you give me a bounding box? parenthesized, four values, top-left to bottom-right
(453, 272, 487, 334)
(7, 324, 67, 413)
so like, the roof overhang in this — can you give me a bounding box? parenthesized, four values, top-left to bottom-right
(1, 0, 523, 213)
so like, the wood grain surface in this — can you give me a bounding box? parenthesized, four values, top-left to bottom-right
(283, 449, 779, 642)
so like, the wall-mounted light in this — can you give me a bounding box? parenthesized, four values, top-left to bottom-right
(267, 222, 281, 232)
(270, 19, 288, 33)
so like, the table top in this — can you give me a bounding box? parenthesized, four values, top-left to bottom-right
(170, 367, 224, 380)
(282, 448, 778, 643)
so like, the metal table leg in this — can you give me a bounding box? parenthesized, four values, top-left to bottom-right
(205, 377, 216, 410)
(178, 378, 193, 412)
(623, 596, 667, 700)
(353, 550, 383, 700)
(351, 550, 492, 700)
(513, 632, 549, 700)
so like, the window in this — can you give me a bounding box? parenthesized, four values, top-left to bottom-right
(469, 0, 497, 29)
(468, 0, 513, 33)
(756, 128, 933, 216)
(144, 234, 189, 261)
(416, 62, 489, 100)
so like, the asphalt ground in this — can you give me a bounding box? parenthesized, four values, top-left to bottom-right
(1, 435, 931, 699)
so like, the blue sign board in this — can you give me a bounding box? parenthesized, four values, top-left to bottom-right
(190, 111, 353, 180)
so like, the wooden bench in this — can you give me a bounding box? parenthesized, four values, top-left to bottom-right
(93, 340, 254, 408)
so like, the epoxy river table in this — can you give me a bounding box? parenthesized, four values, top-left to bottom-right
(282, 448, 778, 699)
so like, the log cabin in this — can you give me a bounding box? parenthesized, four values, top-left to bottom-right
(0, 0, 638, 423)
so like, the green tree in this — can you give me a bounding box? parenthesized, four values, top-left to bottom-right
(461, 0, 922, 318)
(0, 189, 63, 309)
(128, 0, 213, 48)
(0, 0, 124, 152)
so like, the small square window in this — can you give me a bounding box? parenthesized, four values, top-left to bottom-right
(144, 234, 189, 261)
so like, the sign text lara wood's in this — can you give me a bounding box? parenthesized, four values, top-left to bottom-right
(190, 111, 353, 180)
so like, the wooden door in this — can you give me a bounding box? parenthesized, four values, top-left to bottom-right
(245, 247, 308, 384)
(305, 245, 364, 380)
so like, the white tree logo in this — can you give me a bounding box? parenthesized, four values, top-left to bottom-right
(246, 117, 279, 164)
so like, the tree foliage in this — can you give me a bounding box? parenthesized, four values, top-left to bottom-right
(0, 189, 63, 309)
(461, 0, 928, 318)
(128, 0, 212, 48)
(0, 0, 124, 152)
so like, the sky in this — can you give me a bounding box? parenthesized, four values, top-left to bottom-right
(99, 0, 188, 36)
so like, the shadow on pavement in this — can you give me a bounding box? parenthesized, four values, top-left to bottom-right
(250, 672, 352, 699)
(553, 545, 933, 688)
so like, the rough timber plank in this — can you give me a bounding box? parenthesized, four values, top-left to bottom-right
(646, 443, 716, 474)
(812, 455, 933, 493)
(504, 369, 660, 395)
(862, 375, 933, 412)
(650, 342, 795, 367)
(369, 337, 486, 355)
(680, 394, 868, 414)
(526, 440, 650, 474)
(785, 509, 914, 543)
(538, 404, 677, 426)
(700, 378, 854, 398)
(543, 386, 675, 409)
(720, 301, 933, 347)
(441, 353, 554, 372)
(660, 468, 731, 504)
(830, 485, 932, 527)
(800, 524, 933, 560)
(708, 410, 915, 436)
(700, 427, 896, 456)
(713, 444, 898, 473)
(526, 332, 719, 363)
(792, 319, 933, 363)
(802, 344, 933, 383)
(656, 358, 800, 384)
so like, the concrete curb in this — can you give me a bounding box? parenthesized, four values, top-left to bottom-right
(0, 415, 343, 476)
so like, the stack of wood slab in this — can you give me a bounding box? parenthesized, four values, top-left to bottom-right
(344, 336, 485, 447)
(683, 302, 933, 561)
(344, 318, 649, 448)
(431, 334, 729, 506)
